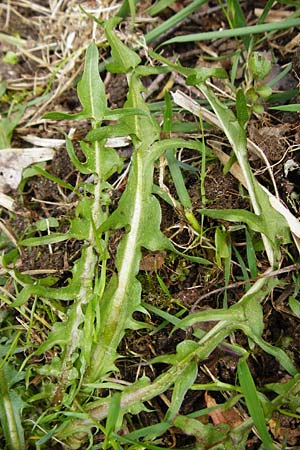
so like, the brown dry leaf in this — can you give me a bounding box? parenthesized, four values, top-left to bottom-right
(269, 413, 300, 446)
(205, 392, 227, 425)
(204, 392, 243, 427)
(268, 417, 281, 439)
(254, 8, 291, 22)
(139, 251, 166, 272)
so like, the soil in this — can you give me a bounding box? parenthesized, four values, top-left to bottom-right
(1, 1, 300, 449)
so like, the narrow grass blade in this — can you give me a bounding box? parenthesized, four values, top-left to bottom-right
(145, 0, 208, 43)
(161, 18, 300, 45)
(148, 0, 176, 16)
(31, 165, 75, 192)
(227, 0, 250, 48)
(166, 150, 192, 209)
(116, 0, 139, 18)
(269, 104, 300, 112)
(238, 357, 275, 450)
(257, 0, 277, 24)
(245, 228, 258, 278)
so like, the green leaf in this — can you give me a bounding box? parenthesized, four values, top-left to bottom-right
(33, 217, 59, 231)
(248, 52, 272, 80)
(104, 107, 150, 120)
(105, 17, 141, 73)
(176, 308, 241, 331)
(0, 80, 7, 97)
(0, 364, 25, 450)
(116, 0, 139, 18)
(200, 208, 266, 235)
(229, 0, 250, 48)
(250, 335, 297, 376)
(123, 73, 160, 144)
(151, 340, 199, 365)
(86, 123, 130, 142)
(11, 251, 89, 307)
(174, 415, 230, 447)
(165, 360, 198, 422)
(20, 232, 70, 246)
(3, 51, 18, 64)
(236, 88, 249, 128)
(77, 43, 107, 122)
(238, 357, 275, 450)
(65, 134, 91, 174)
(83, 76, 162, 381)
(269, 103, 300, 112)
(135, 65, 171, 76)
(161, 18, 300, 46)
(0, 107, 25, 148)
(145, 0, 208, 43)
(288, 296, 300, 317)
(215, 226, 230, 267)
(36, 305, 83, 355)
(186, 67, 228, 84)
(148, 0, 175, 16)
(105, 393, 122, 442)
(31, 165, 75, 192)
(43, 111, 85, 120)
(256, 85, 272, 98)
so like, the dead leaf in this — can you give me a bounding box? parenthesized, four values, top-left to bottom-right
(0, 192, 15, 212)
(139, 251, 166, 272)
(204, 392, 242, 427)
(205, 392, 227, 425)
(0, 147, 54, 193)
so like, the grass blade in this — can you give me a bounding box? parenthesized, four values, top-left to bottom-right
(148, 0, 176, 16)
(145, 0, 208, 43)
(238, 356, 275, 450)
(161, 18, 300, 45)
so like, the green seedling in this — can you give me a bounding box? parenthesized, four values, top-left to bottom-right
(2, 51, 18, 65)
(244, 51, 273, 114)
